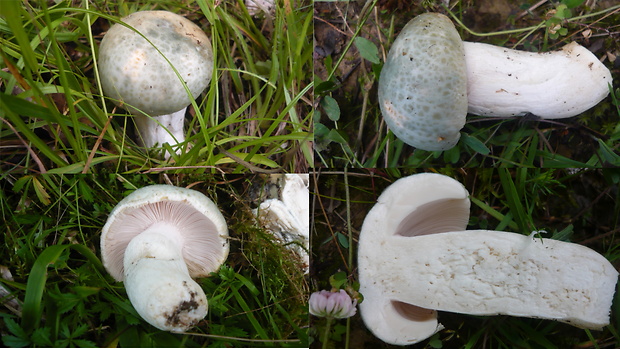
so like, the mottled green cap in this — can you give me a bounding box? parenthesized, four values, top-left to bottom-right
(378, 13, 467, 151)
(99, 11, 213, 116)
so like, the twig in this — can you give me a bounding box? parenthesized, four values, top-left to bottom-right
(82, 114, 113, 174)
(516, 0, 549, 21)
(140, 165, 226, 174)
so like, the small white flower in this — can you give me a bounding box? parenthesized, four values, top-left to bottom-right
(309, 290, 357, 319)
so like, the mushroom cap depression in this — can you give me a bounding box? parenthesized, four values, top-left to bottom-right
(101, 185, 229, 282)
(378, 13, 468, 151)
(99, 11, 213, 116)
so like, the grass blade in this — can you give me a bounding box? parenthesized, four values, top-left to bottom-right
(22, 244, 103, 332)
(498, 169, 531, 233)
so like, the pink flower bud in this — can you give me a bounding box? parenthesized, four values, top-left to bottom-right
(309, 289, 357, 319)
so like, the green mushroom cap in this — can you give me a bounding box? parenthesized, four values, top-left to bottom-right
(378, 13, 467, 151)
(99, 11, 213, 116)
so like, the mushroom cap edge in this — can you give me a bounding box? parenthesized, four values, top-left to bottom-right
(100, 184, 229, 282)
(358, 173, 470, 344)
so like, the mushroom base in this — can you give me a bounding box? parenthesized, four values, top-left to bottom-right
(123, 227, 208, 332)
(253, 174, 310, 273)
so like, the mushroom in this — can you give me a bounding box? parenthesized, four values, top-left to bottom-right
(378, 13, 612, 151)
(101, 185, 228, 332)
(253, 174, 310, 273)
(99, 11, 214, 157)
(245, 0, 275, 16)
(464, 41, 612, 118)
(358, 173, 618, 345)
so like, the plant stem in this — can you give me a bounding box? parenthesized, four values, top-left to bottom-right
(344, 169, 352, 349)
(444, 4, 620, 38)
(344, 168, 353, 270)
(345, 318, 351, 349)
(325, 0, 378, 85)
(322, 317, 333, 349)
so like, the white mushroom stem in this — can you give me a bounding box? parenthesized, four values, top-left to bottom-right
(366, 230, 617, 329)
(123, 223, 207, 332)
(465, 41, 612, 119)
(134, 108, 187, 156)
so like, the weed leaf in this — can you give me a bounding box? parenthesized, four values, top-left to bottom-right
(461, 133, 490, 155)
(354, 37, 380, 64)
(321, 96, 341, 121)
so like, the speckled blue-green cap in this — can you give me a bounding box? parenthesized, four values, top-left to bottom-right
(99, 11, 213, 116)
(378, 13, 467, 151)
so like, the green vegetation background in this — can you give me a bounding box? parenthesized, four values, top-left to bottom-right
(1, 174, 308, 347)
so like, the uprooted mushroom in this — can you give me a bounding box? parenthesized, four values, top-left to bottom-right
(101, 185, 228, 332)
(378, 13, 612, 151)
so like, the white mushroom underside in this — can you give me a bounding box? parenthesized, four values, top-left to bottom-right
(362, 230, 617, 331)
(101, 185, 229, 282)
(465, 41, 612, 118)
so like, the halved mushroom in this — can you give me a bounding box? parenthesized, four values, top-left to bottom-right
(358, 173, 618, 345)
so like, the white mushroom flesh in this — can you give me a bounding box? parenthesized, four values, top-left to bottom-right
(465, 41, 612, 118)
(378, 13, 468, 151)
(123, 225, 208, 332)
(359, 173, 470, 344)
(374, 230, 617, 329)
(359, 173, 618, 345)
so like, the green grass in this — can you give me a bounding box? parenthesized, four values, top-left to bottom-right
(0, 0, 312, 173)
(314, 1, 620, 167)
(0, 174, 308, 347)
(311, 168, 620, 348)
